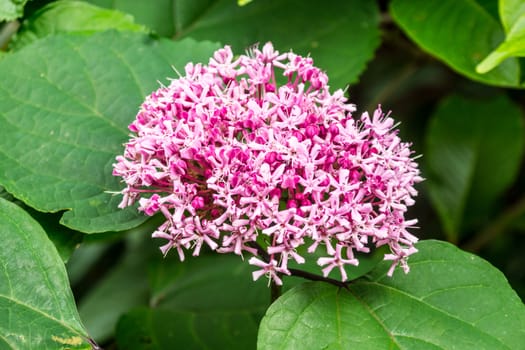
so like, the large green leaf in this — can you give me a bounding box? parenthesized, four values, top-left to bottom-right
(115, 253, 269, 348)
(10, 0, 147, 50)
(0, 0, 30, 21)
(390, 0, 522, 87)
(88, 0, 380, 88)
(0, 31, 220, 233)
(424, 94, 524, 241)
(0, 197, 91, 349)
(258, 240, 525, 349)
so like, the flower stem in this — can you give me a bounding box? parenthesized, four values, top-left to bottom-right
(247, 241, 270, 261)
(270, 279, 282, 303)
(288, 268, 350, 290)
(87, 337, 103, 350)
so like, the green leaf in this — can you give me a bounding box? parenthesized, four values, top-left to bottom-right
(390, 0, 522, 87)
(475, 0, 500, 22)
(0, 31, 220, 233)
(10, 0, 148, 50)
(258, 240, 525, 349)
(114, 253, 269, 348)
(476, 13, 525, 74)
(499, 0, 525, 33)
(0, 0, 29, 21)
(171, 0, 215, 36)
(424, 94, 524, 240)
(87, 0, 185, 37)
(66, 239, 111, 286)
(149, 254, 269, 313)
(0, 197, 90, 349)
(77, 231, 151, 344)
(116, 307, 260, 350)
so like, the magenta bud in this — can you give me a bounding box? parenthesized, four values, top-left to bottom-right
(287, 199, 298, 208)
(319, 176, 330, 187)
(300, 199, 311, 206)
(307, 114, 317, 124)
(328, 124, 339, 136)
(305, 124, 319, 138)
(191, 196, 205, 209)
(265, 83, 276, 92)
(270, 188, 281, 199)
(264, 151, 277, 164)
(292, 131, 304, 141)
(350, 169, 361, 182)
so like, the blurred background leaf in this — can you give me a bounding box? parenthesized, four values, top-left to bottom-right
(148, 254, 269, 313)
(88, 0, 181, 37)
(75, 230, 152, 344)
(113, 253, 270, 349)
(424, 94, 524, 242)
(116, 307, 260, 350)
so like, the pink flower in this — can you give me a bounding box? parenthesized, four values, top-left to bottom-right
(113, 43, 423, 285)
(317, 244, 359, 282)
(249, 256, 290, 286)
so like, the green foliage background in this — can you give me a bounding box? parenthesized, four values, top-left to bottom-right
(0, 0, 524, 349)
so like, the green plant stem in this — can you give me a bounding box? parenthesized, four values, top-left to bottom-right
(87, 337, 102, 350)
(288, 268, 350, 290)
(463, 195, 525, 253)
(0, 21, 20, 50)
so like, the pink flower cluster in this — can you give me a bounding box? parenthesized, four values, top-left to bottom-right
(113, 43, 423, 285)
